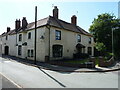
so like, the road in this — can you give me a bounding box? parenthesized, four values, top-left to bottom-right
(0, 74, 19, 89)
(0, 56, 119, 88)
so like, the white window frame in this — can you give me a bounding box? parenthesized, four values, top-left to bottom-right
(77, 34, 81, 42)
(28, 49, 34, 57)
(55, 30, 61, 40)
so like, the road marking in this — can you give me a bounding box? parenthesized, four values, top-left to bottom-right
(0, 72, 23, 88)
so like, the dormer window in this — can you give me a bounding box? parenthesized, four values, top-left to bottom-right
(55, 30, 61, 40)
(77, 35, 81, 42)
(19, 34, 22, 41)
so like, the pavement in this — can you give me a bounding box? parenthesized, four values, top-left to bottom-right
(1, 55, 120, 73)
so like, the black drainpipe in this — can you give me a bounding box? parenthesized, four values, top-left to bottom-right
(46, 25, 51, 62)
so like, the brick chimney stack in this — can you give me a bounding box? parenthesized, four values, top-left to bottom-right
(7, 27, 10, 33)
(53, 6, 59, 19)
(71, 15, 77, 25)
(15, 19, 21, 30)
(22, 17, 28, 29)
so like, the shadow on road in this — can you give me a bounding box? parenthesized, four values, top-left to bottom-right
(38, 67, 66, 88)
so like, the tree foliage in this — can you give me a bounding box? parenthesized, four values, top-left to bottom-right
(89, 13, 120, 59)
(95, 42, 106, 52)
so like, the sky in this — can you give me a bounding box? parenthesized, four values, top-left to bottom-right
(0, 0, 119, 35)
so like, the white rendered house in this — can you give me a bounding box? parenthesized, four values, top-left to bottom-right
(0, 6, 94, 62)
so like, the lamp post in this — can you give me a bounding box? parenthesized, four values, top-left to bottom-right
(112, 28, 114, 59)
(46, 24, 51, 62)
(34, 6, 37, 65)
(112, 27, 119, 60)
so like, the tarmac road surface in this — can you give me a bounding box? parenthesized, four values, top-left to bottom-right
(0, 74, 18, 89)
(0, 56, 119, 88)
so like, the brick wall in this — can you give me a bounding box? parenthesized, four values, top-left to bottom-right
(99, 57, 114, 67)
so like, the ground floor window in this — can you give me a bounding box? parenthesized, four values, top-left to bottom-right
(28, 49, 34, 57)
(28, 50, 30, 57)
(88, 47, 92, 55)
(83, 48, 85, 53)
(18, 45, 22, 56)
(31, 50, 34, 57)
(52, 45, 63, 57)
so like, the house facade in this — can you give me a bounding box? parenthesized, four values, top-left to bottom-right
(0, 6, 94, 62)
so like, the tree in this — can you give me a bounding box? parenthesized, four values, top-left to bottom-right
(95, 42, 106, 56)
(89, 13, 120, 59)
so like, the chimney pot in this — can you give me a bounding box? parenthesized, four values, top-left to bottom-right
(15, 19, 21, 31)
(7, 27, 10, 33)
(22, 17, 28, 29)
(71, 15, 77, 25)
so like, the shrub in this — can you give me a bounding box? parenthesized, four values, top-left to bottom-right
(73, 53, 89, 59)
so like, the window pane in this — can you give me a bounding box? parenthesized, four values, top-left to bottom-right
(19, 34, 22, 41)
(88, 47, 92, 55)
(77, 35, 81, 42)
(53, 45, 63, 57)
(55, 30, 61, 40)
(6, 36, 8, 40)
(31, 50, 33, 57)
(18, 45, 22, 55)
(89, 37, 91, 44)
(28, 32, 31, 39)
(28, 50, 30, 57)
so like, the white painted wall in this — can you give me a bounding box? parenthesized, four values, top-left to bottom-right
(1, 34, 17, 56)
(1, 26, 94, 62)
(36, 27, 46, 62)
(45, 26, 94, 61)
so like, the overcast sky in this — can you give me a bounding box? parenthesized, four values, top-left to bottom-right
(0, 0, 119, 34)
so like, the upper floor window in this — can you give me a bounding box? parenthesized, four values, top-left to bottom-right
(77, 35, 81, 42)
(19, 34, 22, 41)
(6, 35, 8, 40)
(28, 32, 31, 39)
(55, 30, 61, 40)
(89, 37, 92, 44)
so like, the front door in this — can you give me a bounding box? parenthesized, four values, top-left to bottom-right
(5, 46, 9, 55)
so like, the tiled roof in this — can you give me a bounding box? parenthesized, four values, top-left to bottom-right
(1, 16, 92, 36)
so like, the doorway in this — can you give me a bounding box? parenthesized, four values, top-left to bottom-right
(4, 46, 9, 55)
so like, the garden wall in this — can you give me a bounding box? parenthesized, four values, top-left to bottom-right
(49, 61, 95, 68)
(98, 57, 114, 67)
